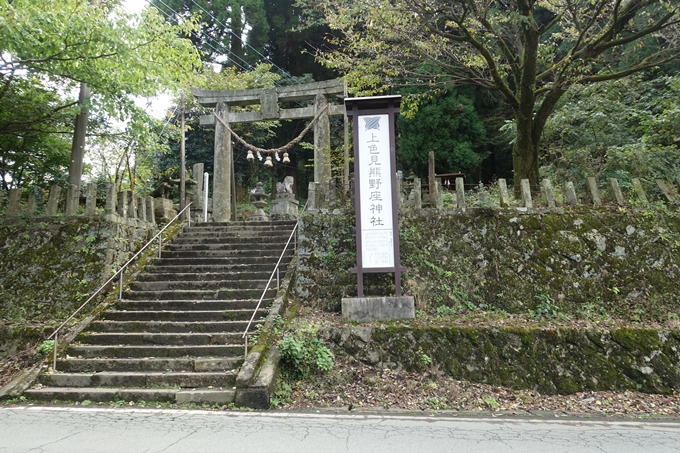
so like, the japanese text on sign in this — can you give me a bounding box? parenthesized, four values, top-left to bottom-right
(357, 114, 394, 268)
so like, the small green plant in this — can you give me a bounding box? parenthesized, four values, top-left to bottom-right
(482, 395, 499, 410)
(529, 295, 569, 321)
(278, 334, 335, 379)
(435, 305, 458, 316)
(36, 340, 55, 357)
(270, 382, 293, 408)
(419, 352, 432, 365)
(424, 396, 449, 410)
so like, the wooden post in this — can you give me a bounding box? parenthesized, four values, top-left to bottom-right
(656, 179, 677, 203)
(105, 183, 116, 215)
(609, 178, 625, 206)
(434, 179, 443, 210)
(586, 177, 602, 206)
(520, 179, 533, 208)
(146, 197, 156, 224)
(541, 179, 556, 209)
(498, 179, 510, 207)
(46, 186, 61, 215)
(26, 191, 37, 216)
(428, 151, 435, 194)
(565, 182, 578, 206)
(455, 177, 465, 209)
(65, 185, 79, 215)
(117, 191, 128, 217)
(414, 177, 422, 210)
(193, 163, 204, 209)
(85, 182, 96, 215)
(7, 188, 21, 216)
(631, 178, 649, 205)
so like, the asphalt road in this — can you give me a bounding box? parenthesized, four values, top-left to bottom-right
(1, 406, 679, 453)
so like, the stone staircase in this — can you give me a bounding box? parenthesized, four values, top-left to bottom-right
(25, 220, 296, 404)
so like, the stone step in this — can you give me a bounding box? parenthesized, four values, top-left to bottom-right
(165, 243, 287, 252)
(136, 271, 273, 282)
(39, 371, 238, 389)
(56, 357, 242, 373)
(143, 263, 281, 274)
(114, 299, 262, 311)
(187, 221, 295, 231)
(170, 235, 293, 245)
(153, 256, 291, 266)
(77, 332, 244, 346)
(122, 288, 276, 301)
(102, 309, 266, 322)
(161, 249, 290, 259)
(90, 320, 253, 333)
(129, 279, 272, 292)
(65, 344, 244, 358)
(23, 387, 235, 404)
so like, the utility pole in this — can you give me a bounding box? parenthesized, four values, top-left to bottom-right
(180, 93, 187, 220)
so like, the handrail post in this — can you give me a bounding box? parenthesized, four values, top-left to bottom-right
(158, 235, 162, 259)
(277, 267, 280, 290)
(244, 336, 248, 357)
(53, 332, 57, 372)
(119, 271, 123, 300)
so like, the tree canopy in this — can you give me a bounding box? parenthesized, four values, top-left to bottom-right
(303, 0, 680, 189)
(0, 0, 201, 189)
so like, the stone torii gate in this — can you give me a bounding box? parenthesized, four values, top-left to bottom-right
(191, 79, 345, 222)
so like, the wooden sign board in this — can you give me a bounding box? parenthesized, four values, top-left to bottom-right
(345, 95, 405, 297)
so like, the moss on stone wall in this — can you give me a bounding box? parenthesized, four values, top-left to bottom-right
(0, 216, 154, 323)
(296, 206, 680, 322)
(319, 325, 680, 394)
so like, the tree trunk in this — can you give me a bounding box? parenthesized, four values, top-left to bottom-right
(512, 118, 540, 198)
(66, 82, 91, 213)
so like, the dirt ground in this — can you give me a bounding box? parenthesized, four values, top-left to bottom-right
(275, 308, 680, 419)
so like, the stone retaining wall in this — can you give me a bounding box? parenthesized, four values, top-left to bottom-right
(319, 325, 680, 394)
(0, 215, 156, 323)
(295, 208, 680, 321)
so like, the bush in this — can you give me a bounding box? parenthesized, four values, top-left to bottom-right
(278, 334, 334, 379)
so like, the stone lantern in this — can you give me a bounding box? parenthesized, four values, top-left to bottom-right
(251, 182, 269, 221)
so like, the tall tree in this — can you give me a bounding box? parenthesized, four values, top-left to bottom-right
(302, 0, 680, 191)
(150, 0, 270, 68)
(0, 0, 200, 189)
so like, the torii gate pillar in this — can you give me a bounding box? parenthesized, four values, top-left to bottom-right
(192, 79, 345, 217)
(213, 102, 233, 222)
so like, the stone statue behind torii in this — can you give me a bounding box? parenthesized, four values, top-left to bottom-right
(191, 79, 346, 222)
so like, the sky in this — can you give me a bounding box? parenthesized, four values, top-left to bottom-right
(123, 0, 173, 119)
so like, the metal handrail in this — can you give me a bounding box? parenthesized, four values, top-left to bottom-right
(47, 202, 193, 371)
(242, 202, 307, 356)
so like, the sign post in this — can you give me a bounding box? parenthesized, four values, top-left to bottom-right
(342, 96, 414, 322)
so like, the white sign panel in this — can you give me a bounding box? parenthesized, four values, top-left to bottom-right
(357, 114, 394, 268)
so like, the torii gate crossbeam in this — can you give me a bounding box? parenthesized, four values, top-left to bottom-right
(191, 79, 345, 222)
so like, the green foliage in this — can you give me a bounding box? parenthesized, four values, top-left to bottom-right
(397, 89, 486, 177)
(423, 396, 449, 410)
(301, 0, 680, 185)
(529, 295, 569, 321)
(541, 75, 680, 187)
(278, 334, 335, 379)
(36, 340, 54, 357)
(270, 381, 293, 407)
(0, 0, 201, 189)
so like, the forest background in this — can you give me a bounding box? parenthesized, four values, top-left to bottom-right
(0, 0, 679, 204)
